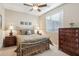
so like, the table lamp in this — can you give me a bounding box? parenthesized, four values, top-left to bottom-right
(9, 25, 14, 36)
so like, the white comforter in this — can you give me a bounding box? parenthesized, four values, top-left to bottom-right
(17, 34, 49, 43)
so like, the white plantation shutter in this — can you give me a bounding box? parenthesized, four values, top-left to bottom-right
(46, 11, 63, 32)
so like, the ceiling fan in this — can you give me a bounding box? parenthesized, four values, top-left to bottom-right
(24, 3, 47, 12)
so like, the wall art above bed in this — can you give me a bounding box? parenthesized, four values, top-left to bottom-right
(20, 21, 32, 25)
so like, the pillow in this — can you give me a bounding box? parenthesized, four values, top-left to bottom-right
(20, 30, 27, 35)
(30, 30, 35, 34)
(27, 29, 35, 35)
(27, 30, 31, 35)
(19, 29, 35, 35)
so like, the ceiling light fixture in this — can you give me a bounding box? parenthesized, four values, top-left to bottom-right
(24, 3, 47, 12)
(33, 6, 38, 10)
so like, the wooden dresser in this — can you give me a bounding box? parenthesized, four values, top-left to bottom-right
(59, 28, 79, 56)
(3, 36, 17, 47)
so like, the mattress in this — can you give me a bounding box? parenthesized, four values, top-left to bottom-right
(17, 34, 49, 43)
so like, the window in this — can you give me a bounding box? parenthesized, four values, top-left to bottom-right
(46, 11, 63, 32)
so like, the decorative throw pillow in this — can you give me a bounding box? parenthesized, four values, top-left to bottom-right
(27, 30, 31, 35)
(19, 29, 35, 35)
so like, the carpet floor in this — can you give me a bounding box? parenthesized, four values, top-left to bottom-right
(0, 45, 68, 56)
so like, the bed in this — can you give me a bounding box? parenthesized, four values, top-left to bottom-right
(15, 29, 52, 56)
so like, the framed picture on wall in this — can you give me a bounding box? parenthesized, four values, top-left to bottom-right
(0, 15, 2, 29)
(20, 21, 24, 25)
(29, 22, 32, 25)
(25, 22, 28, 25)
(20, 21, 32, 26)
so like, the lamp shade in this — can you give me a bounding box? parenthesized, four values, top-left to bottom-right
(9, 25, 14, 30)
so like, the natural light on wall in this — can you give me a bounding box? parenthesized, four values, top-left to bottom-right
(46, 11, 63, 32)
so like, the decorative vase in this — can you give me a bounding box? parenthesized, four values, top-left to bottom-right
(69, 23, 75, 28)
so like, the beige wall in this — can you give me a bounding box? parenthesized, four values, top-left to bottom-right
(63, 3, 79, 27)
(39, 3, 79, 46)
(5, 9, 39, 36)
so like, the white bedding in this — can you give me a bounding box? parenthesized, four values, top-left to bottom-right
(17, 34, 49, 43)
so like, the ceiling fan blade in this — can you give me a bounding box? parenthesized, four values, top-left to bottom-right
(37, 9, 41, 12)
(24, 3, 32, 7)
(38, 4, 47, 7)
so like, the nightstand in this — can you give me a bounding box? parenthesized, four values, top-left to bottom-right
(3, 36, 17, 47)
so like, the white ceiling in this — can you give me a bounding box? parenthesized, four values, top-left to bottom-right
(1, 3, 63, 16)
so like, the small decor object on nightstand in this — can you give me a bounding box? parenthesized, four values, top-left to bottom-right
(69, 22, 75, 28)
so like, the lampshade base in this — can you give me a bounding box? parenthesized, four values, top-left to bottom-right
(9, 30, 13, 36)
(9, 32, 13, 36)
